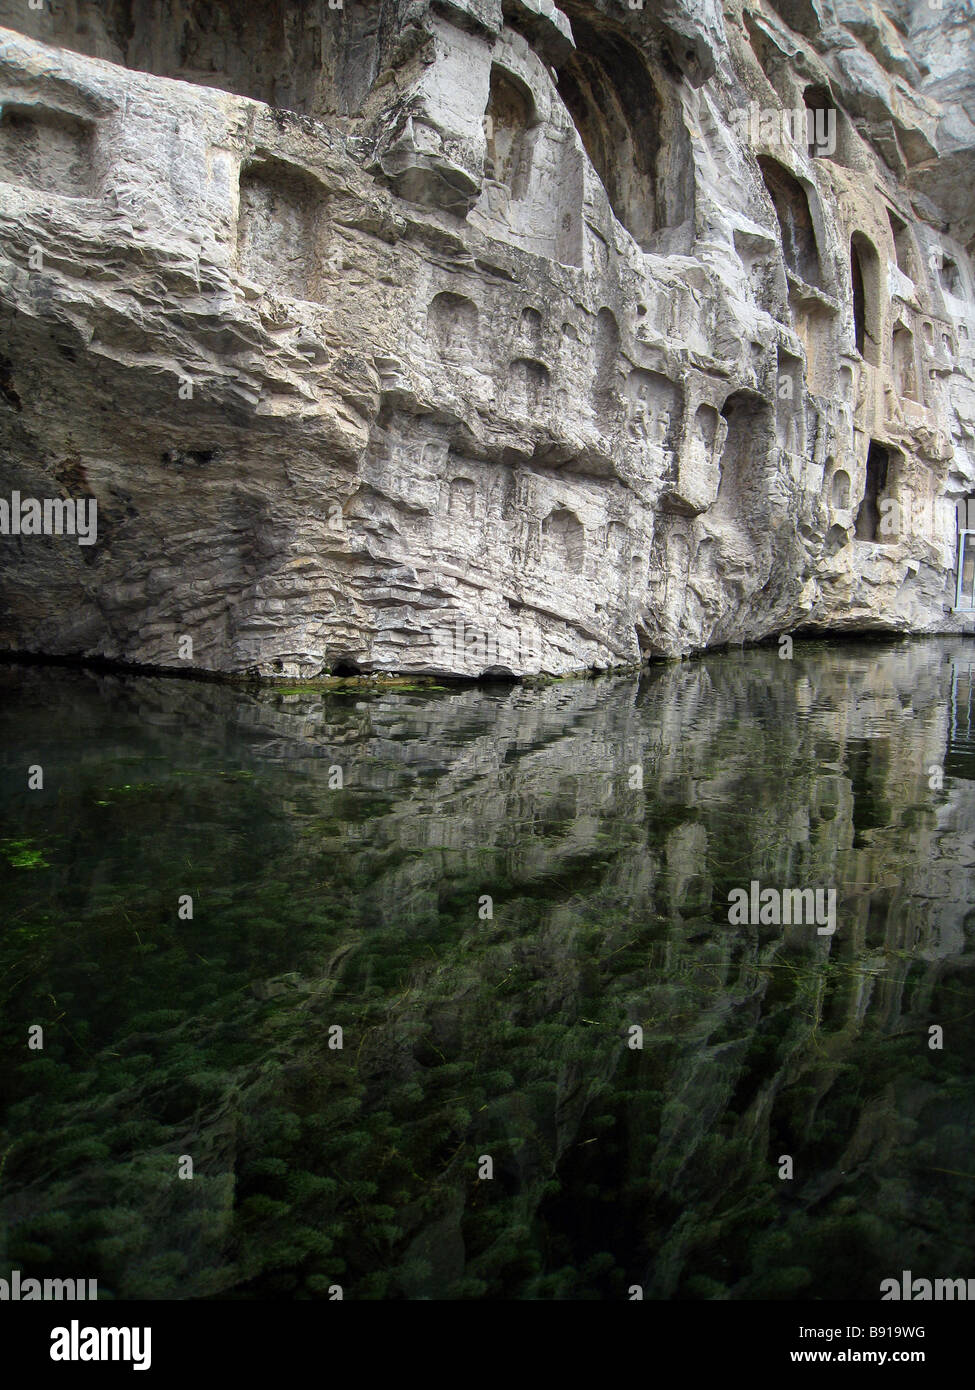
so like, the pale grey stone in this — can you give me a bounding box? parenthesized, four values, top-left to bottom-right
(0, 0, 973, 678)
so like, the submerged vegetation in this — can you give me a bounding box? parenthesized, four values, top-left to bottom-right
(1, 640, 974, 1298)
(1, 837, 50, 870)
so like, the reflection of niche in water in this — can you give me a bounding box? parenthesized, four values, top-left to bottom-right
(846, 737, 890, 847)
(2, 642, 975, 1303)
(863, 887, 892, 950)
(946, 661, 975, 779)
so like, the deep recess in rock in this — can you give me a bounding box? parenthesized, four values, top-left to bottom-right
(0, 0, 974, 678)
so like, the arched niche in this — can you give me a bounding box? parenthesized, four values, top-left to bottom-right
(427, 292, 479, 361)
(593, 307, 620, 407)
(775, 347, 803, 449)
(892, 324, 919, 402)
(473, 47, 583, 267)
(887, 207, 918, 281)
(713, 391, 774, 517)
(519, 307, 544, 351)
(802, 85, 856, 166)
(483, 66, 536, 202)
(554, 18, 690, 249)
(508, 358, 550, 409)
(625, 369, 681, 450)
(447, 476, 476, 519)
(542, 507, 585, 574)
(830, 467, 852, 509)
(855, 441, 893, 542)
(757, 156, 821, 289)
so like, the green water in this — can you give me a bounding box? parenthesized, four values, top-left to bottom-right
(1, 638, 974, 1300)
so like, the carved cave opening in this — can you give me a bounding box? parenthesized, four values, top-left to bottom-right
(855, 440, 890, 543)
(830, 467, 852, 510)
(0, 0, 383, 118)
(940, 256, 962, 298)
(593, 307, 620, 414)
(554, 18, 689, 249)
(427, 292, 479, 363)
(520, 307, 543, 351)
(448, 476, 476, 519)
(892, 324, 918, 403)
(484, 66, 535, 202)
(757, 156, 821, 289)
(542, 507, 585, 574)
(887, 207, 916, 280)
(713, 391, 772, 516)
(626, 368, 681, 460)
(775, 348, 803, 450)
(802, 85, 852, 165)
(475, 59, 583, 266)
(851, 232, 881, 367)
(957, 500, 975, 611)
(508, 358, 550, 411)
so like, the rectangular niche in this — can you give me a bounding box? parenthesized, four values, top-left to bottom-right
(712, 391, 774, 520)
(789, 297, 833, 397)
(892, 324, 919, 403)
(236, 158, 330, 302)
(0, 104, 96, 197)
(887, 208, 916, 280)
(775, 348, 803, 451)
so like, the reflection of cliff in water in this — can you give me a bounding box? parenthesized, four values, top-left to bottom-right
(0, 638, 973, 1300)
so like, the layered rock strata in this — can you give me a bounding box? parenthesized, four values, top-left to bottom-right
(1, 0, 974, 676)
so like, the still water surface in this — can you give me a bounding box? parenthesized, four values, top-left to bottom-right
(1, 638, 974, 1299)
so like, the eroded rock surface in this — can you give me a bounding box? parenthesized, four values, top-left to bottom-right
(0, 0, 974, 676)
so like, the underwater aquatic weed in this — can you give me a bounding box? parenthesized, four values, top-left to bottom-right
(0, 838, 50, 870)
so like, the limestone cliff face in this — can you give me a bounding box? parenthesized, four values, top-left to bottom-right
(0, 0, 973, 677)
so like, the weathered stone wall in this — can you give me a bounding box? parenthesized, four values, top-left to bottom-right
(0, 0, 973, 677)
